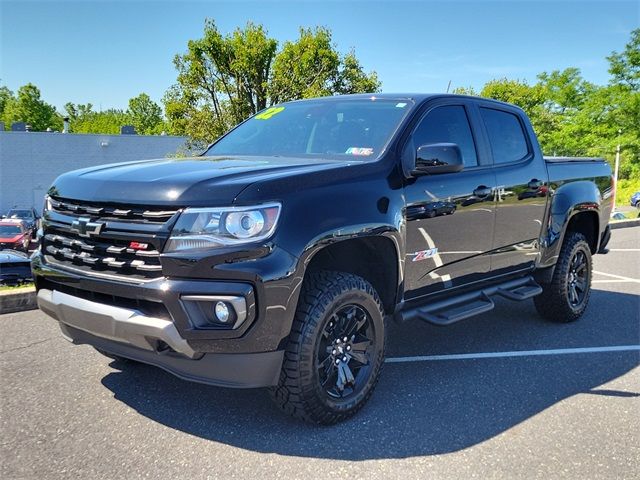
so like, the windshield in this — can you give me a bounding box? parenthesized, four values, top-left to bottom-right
(8, 210, 33, 219)
(205, 99, 413, 160)
(0, 225, 22, 235)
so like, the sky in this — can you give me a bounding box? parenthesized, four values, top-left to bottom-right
(1, 0, 638, 112)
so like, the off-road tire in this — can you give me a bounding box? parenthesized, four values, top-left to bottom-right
(534, 232, 592, 322)
(269, 271, 386, 425)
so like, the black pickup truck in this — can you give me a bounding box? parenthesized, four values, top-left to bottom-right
(33, 94, 613, 424)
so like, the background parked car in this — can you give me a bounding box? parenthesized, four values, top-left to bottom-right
(630, 191, 640, 208)
(0, 250, 33, 285)
(0, 220, 33, 252)
(4, 207, 41, 235)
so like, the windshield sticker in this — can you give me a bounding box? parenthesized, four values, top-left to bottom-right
(345, 147, 374, 156)
(396, 102, 408, 108)
(255, 106, 285, 120)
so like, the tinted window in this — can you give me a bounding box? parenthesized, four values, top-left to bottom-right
(412, 106, 478, 167)
(480, 108, 529, 163)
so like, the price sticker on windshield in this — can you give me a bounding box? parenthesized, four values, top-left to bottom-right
(255, 106, 285, 120)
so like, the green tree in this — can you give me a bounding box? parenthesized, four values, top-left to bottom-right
(166, 20, 380, 144)
(2, 83, 62, 131)
(64, 102, 129, 134)
(269, 27, 340, 102)
(127, 93, 164, 134)
(0, 86, 14, 121)
(170, 20, 277, 140)
(607, 28, 640, 90)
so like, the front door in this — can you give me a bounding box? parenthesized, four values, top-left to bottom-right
(403, 102, 496, 300)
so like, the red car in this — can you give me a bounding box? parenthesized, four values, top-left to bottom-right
(0, 220, 32, 252)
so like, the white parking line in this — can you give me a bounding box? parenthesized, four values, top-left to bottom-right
(593, 271, 640, 284)
(385, 345, 640, 363)
(593, 280, 635, 284)
(608, 249, 640, 252)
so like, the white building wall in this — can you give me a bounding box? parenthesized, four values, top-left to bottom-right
(0, 132, 188, 212)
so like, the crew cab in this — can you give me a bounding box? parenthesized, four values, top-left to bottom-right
(32, 94, 613, 424)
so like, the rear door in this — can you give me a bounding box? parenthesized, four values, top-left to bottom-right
(403, 99, 496, 299)
(476, 103, 549, 274)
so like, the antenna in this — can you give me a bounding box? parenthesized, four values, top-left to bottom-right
(446, 80, 452, 93)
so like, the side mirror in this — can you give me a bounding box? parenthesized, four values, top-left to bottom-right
(413, 143, 464, 175)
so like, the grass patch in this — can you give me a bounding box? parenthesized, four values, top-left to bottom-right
(0, 283, 34, 292)
(616, 178, 640, 207)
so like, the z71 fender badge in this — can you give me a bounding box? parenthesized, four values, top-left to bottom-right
(412, 248, 438, 262)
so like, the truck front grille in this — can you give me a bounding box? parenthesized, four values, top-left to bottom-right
(49, 197, 179, 224)
(42, 230, 163, 281)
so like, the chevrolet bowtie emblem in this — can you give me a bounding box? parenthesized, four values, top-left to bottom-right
(71, 217, 104, 238)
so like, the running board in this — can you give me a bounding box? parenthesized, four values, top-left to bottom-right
(400, 276, 542, 326)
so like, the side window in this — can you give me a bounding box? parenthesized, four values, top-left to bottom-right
(480, 108, 529, 164)
(412, 105, 478, 167)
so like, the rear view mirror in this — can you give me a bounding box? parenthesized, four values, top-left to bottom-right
(413, 143, 464, 175)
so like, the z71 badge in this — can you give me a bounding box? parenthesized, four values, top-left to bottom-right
(412, 248, 438, 262)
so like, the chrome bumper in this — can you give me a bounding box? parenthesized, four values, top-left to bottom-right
(37, 288, 197, 358)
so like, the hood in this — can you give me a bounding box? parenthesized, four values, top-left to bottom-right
(50, 156, 351, 206)
(0, 234, 24, 243)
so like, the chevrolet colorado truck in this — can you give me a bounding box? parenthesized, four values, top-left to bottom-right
(33, 94, 613, 424)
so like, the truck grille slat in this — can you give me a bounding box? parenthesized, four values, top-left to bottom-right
(49, 197, 179, 224)
(43, 230, 164, 280)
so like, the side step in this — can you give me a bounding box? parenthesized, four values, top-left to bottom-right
(401, 276, 542, 326)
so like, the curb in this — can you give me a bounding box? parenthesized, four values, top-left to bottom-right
(610, 218, 640, 230)
(0, 288, 37, 314)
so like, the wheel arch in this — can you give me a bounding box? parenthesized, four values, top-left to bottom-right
(302, 235, 402, 315)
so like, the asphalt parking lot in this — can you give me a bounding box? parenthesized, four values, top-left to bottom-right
(1, 227, 638, 480)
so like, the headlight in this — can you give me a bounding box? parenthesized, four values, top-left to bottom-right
(165, 203, 281, 252)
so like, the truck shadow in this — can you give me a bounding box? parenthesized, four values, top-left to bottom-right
(100, 288, 640, 460)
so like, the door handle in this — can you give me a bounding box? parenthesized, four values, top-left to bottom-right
(473, 185, 493, 198)
(528, 179, 543, 189)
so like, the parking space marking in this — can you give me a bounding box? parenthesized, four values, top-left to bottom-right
(593, 279, 635, 284)
(593, 271, 640, 284)
(386, 345, 640, 363)
(608, 249, 640, 252)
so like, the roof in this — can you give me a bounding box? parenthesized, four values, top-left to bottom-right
(280, 93, 522, 110)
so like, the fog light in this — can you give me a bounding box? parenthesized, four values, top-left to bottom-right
(214, 301, 230, 323)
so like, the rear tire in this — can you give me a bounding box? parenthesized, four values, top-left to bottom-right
(270, 271, 385, 425)
(534, 232, 592, 322)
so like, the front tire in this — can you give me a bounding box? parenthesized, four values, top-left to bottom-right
(270, 271, 385, 424)
(534, 232, 593, 322)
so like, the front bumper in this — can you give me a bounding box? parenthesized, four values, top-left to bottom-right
(37, 288, 284, 388)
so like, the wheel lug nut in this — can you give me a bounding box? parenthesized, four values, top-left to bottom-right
(332, 349, 337, 355)
(342, 356, 347, 362)
(336, 339, 341, 344)
(346, 345, 351, 351)
(335, 359, 340, 365)
(343, 337, 348, 342)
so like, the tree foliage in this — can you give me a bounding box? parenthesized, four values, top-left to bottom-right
(64, 93, 165, 135)
(1, 83, 62, 131)
(166, 20, 380, 144)
(128, 93, 164, 134)
(454, 28, 640, 184)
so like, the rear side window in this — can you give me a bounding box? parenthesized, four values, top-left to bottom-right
(412, 106, 478, 167)
(480, 108, 529, 164)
